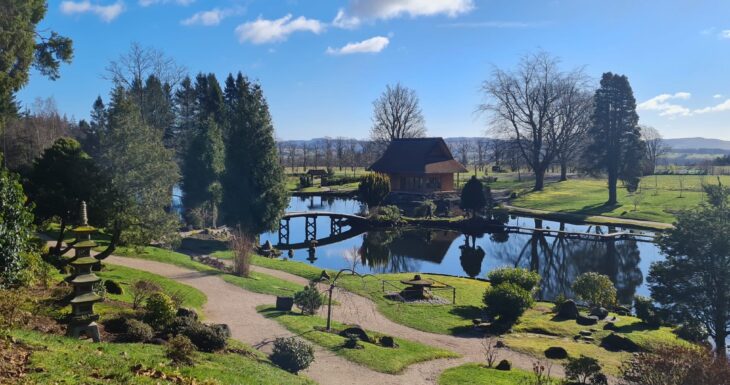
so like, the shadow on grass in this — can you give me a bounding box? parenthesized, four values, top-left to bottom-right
(179, 237, 229, 255)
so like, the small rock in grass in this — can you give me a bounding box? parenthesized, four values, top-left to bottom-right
(496, 359, 511, 371)
(495, 340, 506, 348)
(577, 314, 599, 326)
(579, 330, 593, 336)
(544, 346, 568, 359)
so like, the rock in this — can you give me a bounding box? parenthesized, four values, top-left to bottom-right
(544, 346, 568, 359)
(603, 322, 618, 331)
(495, 340, 506, 348)
(211, 324, 231, 338)
(496, 359, 511, 371)
(581, 336, 595, 342)
(176, 307, 198, 320)
(104, 280, 123, 295)
(614, 305, 631, 316)
(339, 325, 370, 343)
(150, 338, 166, 345)
(380, 336, 398, 348)
(577, 314, 599, 326)
(275, 296, 294, 311)
(579, 330, 593, 336)
(600, 333, 641, 352)
(557, 300, 579, 319)
(590, 307, 609, 320)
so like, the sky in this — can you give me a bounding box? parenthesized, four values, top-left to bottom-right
(17, 0, 730, 140)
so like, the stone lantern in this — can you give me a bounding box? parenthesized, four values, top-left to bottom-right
(67, 201, 102, 342)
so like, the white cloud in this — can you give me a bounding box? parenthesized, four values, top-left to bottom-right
(332, 9, 361, 29)
(720, 30, 730, 39)
(60, 1, 125, 22)
(235, 14, 324, 44)
(694, 99, 730, 114)
(638, 92, 692, 117)
(714, 94, 723, 99)
(350, 0, 474, 19)
(182, 8, 238, 26)
(326, 36, 389, 55)
(139, 0, 193, 6)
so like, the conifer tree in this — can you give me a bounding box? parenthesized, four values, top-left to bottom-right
(221, 73, 287, 234)
(181, 117, 225, 228)
(173, 76, 197, 155)
(582, 73, 645, 205)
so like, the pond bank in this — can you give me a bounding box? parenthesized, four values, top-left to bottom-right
(503, 204, 673, 231)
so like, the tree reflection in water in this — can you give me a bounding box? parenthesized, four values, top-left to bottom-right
(490, 219, 642, 304)
(359, 229, 461, 274)
(459, 235, 486, 278)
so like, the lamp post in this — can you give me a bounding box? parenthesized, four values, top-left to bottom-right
(319, 268, 373, 331)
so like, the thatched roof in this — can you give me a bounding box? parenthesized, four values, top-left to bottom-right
(368, 138, 467, 174)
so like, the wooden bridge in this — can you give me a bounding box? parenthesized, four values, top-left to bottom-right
(277, 212, 368, 249)
(497, 225, 655, 242)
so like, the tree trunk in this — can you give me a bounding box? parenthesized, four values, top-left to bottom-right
(95, 227, 121, 260)
(533, 168, 546, 191)
(607, 171, 618, 205)
(560, 159, 568, 182)
(54, 218, 66, 255)
(715, 330, 727, 358)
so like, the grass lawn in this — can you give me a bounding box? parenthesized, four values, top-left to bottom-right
(112, 246, 306, 297)
(12, 330, 315, 385)
(438, 364, 535, 385)
(96, 263, 207, 310)
(510, 175, 730, 224)
(258, 306, 459, 374)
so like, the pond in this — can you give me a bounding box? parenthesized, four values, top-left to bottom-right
(261, 196, 663, 304)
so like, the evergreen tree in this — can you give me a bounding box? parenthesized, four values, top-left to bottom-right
(173, 76, 197, 156)
(582, 73, 646, 205)
(0, 156, 34, 287)
(181, 117, 225, 228)
(95, 87, 180, 254)
(460, 176, 487, 217)
(26, 138, 100, 254)
(80, 96, 106, 157)
(220, 73, 287, 234)
(140, 75, 175, 148)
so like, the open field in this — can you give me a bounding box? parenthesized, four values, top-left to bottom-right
(510, 175, 730, 224)
(258, 306, 459, 374)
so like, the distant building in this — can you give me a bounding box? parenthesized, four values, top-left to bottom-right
(368, 138, 467, 193)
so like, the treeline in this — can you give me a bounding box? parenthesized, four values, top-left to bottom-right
(276, 138, 380, 173)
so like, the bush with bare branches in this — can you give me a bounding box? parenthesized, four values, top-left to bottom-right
(621, 345, 730, 385)
(229, 230, 254, 278)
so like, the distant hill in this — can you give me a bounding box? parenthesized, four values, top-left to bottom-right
(664, 137, 730, 151)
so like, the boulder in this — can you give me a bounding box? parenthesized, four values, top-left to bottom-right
(557, 300, 579, 319)
(600, 333, 641, 352)
(544, 346, 568, 359)
(380, 336, 398, 348)
(276, 296, 294, 311)
(150, 337, 166, 345)
(339, 325, 370, 343)
(495, 340, 506, 348)
(576, 314, 599, 326)
(589, 307, 609, 320)
(496, 359, 511, 371)
(176, 307, 199, 320)
(614, 305, 632, 316)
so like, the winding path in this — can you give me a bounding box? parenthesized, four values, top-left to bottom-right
(105, 255, 564, 385)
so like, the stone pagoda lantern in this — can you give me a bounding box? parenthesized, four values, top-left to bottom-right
(67, 201, 102, 342)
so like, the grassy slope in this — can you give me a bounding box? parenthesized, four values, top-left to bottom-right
(510, 175, 730, 224)
(13, 330, 314, 385)
(258, 306, 459, 374)
(438, 364, 534, 385)
(113, 246, 306, 297)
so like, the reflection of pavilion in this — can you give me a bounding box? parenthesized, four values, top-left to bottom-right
(361, 229, 460, 273)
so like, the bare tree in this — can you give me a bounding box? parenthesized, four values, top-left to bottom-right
(105, 42, 187, 89)
(370, 83, 426, 143)
(324, 137, 333, 169)
(335, 137, 346, 171)
(476, 140, 487, 173)
(301, 142, 308, 171)
(313, 142, 321, 169)
(287, 142, 297, 172)
(550, 72, 593, 181)
(481, 52, 588, 190)
(641, 125, 668, 175)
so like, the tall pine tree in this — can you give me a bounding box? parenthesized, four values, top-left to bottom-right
(221, 72, 287, 235)
(582, 73, 645, 205)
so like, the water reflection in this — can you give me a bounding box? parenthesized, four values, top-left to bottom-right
(260, 197, 660, 302)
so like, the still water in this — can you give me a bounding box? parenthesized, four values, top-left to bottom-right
(260, 196, 663, 304)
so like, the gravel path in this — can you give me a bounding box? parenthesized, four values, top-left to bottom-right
(106, 256, 474, 385)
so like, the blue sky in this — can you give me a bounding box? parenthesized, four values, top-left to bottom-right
(17, 0, 730, 140)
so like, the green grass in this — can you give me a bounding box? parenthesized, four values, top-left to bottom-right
(510, 175, 730, 224)
(12, 329, 315, 385)
(438, 364, 534, 385)
(96, 264, 206, 310)
(112, 246, 306, 297)
(258, 306, 459, 374)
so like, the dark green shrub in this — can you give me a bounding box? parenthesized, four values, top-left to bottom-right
(181, 322, 227, 352)
(124, 319, 154, 342)
(565, 355, 606, 385)
(293, 281, 323, 316)
(483, 282, 534, 323)
(103, 313, 134, 334)
(633, 296, 661, 327)
(104, 280, 123, 295)
(488, 267, 541, 292)
(358, 173, 390, 207)
(166, 334, 196, 365)
(144, 292, 177, 330)
(460, 176, 486, 217)
(415, 200, 436, 218)
(572, 272, 617, 309)
(165, 315, 199, 336)
(270, 337, 315, 374)
(373, 205, 403, 225)
(674, 321, 708, 343)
